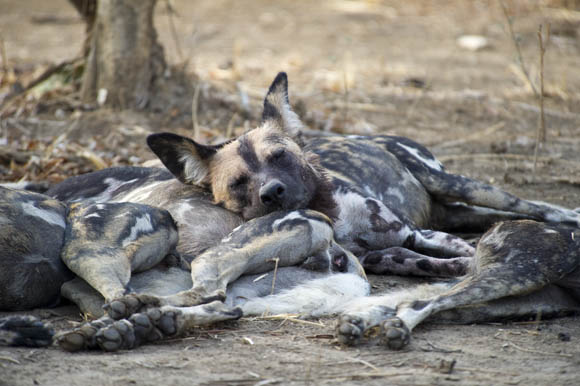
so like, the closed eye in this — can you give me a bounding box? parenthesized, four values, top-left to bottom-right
(229, 175, 249, 189)
(269, 148, 287, 162)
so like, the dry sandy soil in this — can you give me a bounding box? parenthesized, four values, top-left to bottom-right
(1, 0, 580, 385)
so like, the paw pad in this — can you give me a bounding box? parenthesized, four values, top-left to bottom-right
(380, 317, 410, 350)
(335, 315, 366, 346)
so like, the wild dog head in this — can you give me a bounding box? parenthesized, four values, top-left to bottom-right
(147, 73, 337, 220)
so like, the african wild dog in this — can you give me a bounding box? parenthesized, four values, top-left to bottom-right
(1, 72, 579, 351)
(336, 220, 580, 350)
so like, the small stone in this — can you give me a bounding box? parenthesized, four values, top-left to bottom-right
(457, 35, 489, 51)
(558, 332, 571, 342)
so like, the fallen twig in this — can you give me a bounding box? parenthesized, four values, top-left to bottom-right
(495, 332, 573, 358)
(437, 153, 555, 163)
(421, 340, 463, 353)
(269, 257, 280, 295)
(344, 356, 379, 371)
(0, 356, 20, 364)
(252, 314, 325, 327)
(433, 122, 505, 150)
(506, 341, 572, 358)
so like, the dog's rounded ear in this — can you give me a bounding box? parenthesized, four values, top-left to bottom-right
(261, 72, 303, 139)
(147, 133, 228, 186)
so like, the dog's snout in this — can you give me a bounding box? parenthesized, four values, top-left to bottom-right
(260, 179, 287, 207)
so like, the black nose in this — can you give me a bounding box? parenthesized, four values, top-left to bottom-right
(260, 179, 287, 207)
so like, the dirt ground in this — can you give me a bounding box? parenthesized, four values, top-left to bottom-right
(1, 0, 580, 385)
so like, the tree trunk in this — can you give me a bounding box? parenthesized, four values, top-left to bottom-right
(80, 0, 166, 110)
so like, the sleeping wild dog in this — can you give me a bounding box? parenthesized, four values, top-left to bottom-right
(1, 72, 579, 351)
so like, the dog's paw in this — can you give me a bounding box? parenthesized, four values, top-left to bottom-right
(94, 308, 182, 352)
(104, 293, 161, 320)
(140, 307, 181, 336)
(335, 314, 367, 346)
(380, 317, 410, 350)
(57, 317, 114, 352)
(95, 320, 137, 351)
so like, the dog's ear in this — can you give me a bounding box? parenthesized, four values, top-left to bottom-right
(147, 133, 227, 185)
(261, 72, 303, 139)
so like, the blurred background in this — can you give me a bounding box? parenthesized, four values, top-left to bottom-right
(1, 0, 579, 206)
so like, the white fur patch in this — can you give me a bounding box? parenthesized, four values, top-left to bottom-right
(386, 187, 404, 203)
(118, 181, 163, 204)
(122, 214, 154, 247)
(21, 201, 65, 228)
(332, 189, 368, 240)
(83, 178, 139, 203)
(280, 101, 304, 138)
(180, 153, 209, 185)
(397, 143, 443, 171)
(272, 211, 333, 245)
(241, 273, 370, 317)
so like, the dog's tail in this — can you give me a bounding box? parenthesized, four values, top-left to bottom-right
(0, 316, 54, 347)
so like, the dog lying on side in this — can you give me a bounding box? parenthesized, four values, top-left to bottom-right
(336, 220, 580, 349)
(1, 72, 579, 351)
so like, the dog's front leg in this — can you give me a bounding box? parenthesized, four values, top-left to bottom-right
(105, 209, 335, 319)
(62, 202, 179, 304)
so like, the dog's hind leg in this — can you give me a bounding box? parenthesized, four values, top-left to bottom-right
(105, 209, 338, 319)
(379, 220, 580, 349)
(384, 137, 579, 226)
(359, 247, 470, 277)
(431, 202, 532, 231)
(0, 316, 54, 347)
(62, 202, 179, 304)
(338, 220, 580, 349)
(434, 284, 580, 324)
(416, 167, 578, 226)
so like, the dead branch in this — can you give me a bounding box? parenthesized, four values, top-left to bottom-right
(499, 0, 538, 96)
(191, 81, 202, 141)
(0, 57, 82, 117)
(0, 35, 7, 73)
(164, 0, 184, 63)
(533, 24, 550, 179)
